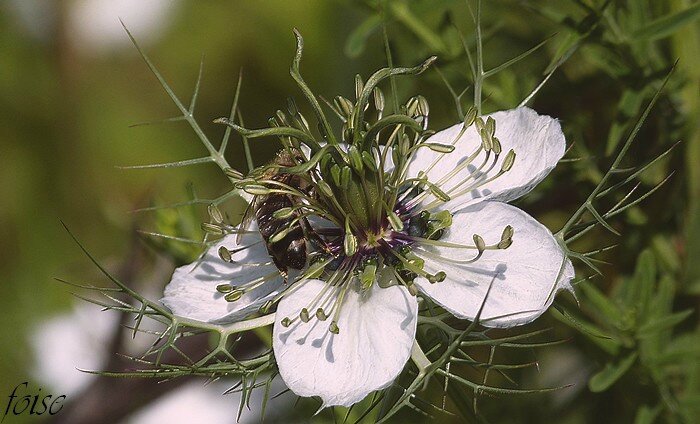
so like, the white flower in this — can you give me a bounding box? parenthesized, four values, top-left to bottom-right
(161, 106, 574, 407)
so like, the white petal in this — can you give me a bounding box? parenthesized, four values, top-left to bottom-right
(273, 279, 418, 407)
(406, 107, 566, 210)
(160, 227, 284, 324)
(414, 201, 574, 327)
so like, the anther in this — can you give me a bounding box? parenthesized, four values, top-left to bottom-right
(473, 234, 486, 253)
(501, 150, 516, 172)
(281, 317, 292, 327)
(224, 289, 244, 302)
(491, 135, 502, 153)
(463, 107, 477, 128)
(475, 116, 485, 132)
(425, 143, 456, 153)
(498, 227, 514, 249)
(299, 308, 311, 323)
(329, 321, 340, 334)
(218, 246, 233, 263)
(428, 271, 446, 283)
(273, 207, 295, 220)
(315, 308, 328, 321)
(208, 204, 224, 224)
(417, 96, 429, 117)
(485, 116, 496, 137)
(216, 284, 233, 294)
(479, 127, 493, 151)
(201, 223, 224, 235)
(243, 185, 271, 195)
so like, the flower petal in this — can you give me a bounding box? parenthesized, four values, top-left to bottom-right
(414, 201, 574, 327)
(273, 279, 418, 407)
(406, 107, 566, 210)
(160, 227, 284, 324)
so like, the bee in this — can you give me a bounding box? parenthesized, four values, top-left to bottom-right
(239, 149, 313, 281)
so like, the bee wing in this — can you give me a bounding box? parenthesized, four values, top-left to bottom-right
(236, 196, 257, 244)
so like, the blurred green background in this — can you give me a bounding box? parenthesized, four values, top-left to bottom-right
(1, 0, 698, 423)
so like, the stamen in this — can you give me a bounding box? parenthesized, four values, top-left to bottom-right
(222, 270, 281, 304)
(207, 204, 224, 224)
(224, 289, 244, 302)
(218, 242, 268, 265)
(418, 107, 477, 179)
(216, 284, 233, 293)
(392, 267, 419, 295)
(202, 222, 224, 235)
(383, 241, 443, 283)
(498, 225, 514, 249)
(327, 283, 349, 335)
(315, 308, 328, 320)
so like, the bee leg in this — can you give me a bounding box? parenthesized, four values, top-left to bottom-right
(272, 257, 289, 284)
(301, 217, 332, 254)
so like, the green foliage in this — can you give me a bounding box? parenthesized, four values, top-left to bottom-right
(557, 248, 699, 422)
